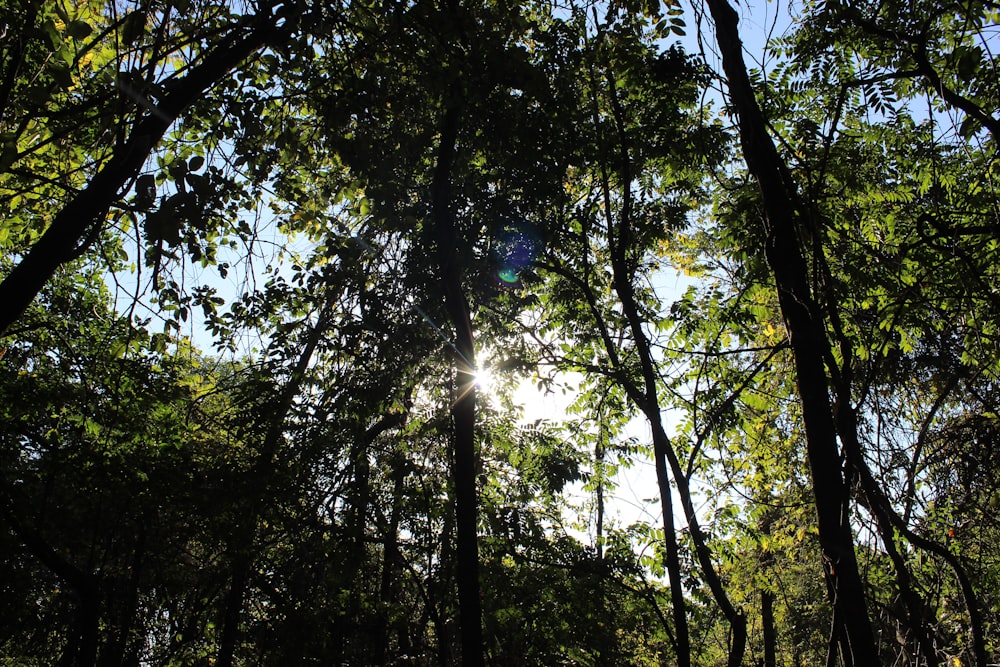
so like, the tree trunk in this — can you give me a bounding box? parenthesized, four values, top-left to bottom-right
(1, 503, 101, 667)
(98, 529, 146, 667)
(836, 406, 939, 666)
(217, 301, 332, 666)
(759, 509, 778, 667)
(595, 432, 605, 559)
(379, 457, 410, 665)
(703, 0, 880, 663)
(762, 589, 777, 667)
(583, 65, 694, 665)
(601, 63, 746, 667)
(216, 556, 248, 667)
(430, 102, 484, 667)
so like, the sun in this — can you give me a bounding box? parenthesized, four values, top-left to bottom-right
(473, 365, 497, 395)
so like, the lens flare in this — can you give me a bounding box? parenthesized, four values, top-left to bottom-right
(497, 267, 519, 283)
(493, 222, 541, 286)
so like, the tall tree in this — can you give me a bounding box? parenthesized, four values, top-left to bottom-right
(703, 0, 881, 662)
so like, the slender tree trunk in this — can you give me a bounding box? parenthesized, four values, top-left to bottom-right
(429, 103, 484, 667)
(217, 301, 332, 666)
(645, 406, 748, 667)
(99, 530, 146, 667)
(601, 64, 746, 666)
(762, 589, 777, 667)
(759, 508, 778, 667)
(843, 414, 987, 667)
(216, 556, 249, 667)
(379, 457, 410, 665)
(836, 406, 939, 666)
(1, 504, 101, 666)
(435, 505, 457, 667)
(703, 0, 880, 663)
(595, 432, 605, 560)
(889, 515, 987, 667)
(584, 65, 694, 665)
(651, 429, 692, 667)
(544, 255, 694, 664)
(345, 423, 373, 657)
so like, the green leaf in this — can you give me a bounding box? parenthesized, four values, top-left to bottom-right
(65, 20, 93, 40)
(957, 47, 980, 82)
(959, 115, 981, 139)
(121, 11, 146, 45)
(136, 174, 157, 209)
(49, 63, 74, 89)
(42, 19, 62, 48)
(168, 161, 188, 183)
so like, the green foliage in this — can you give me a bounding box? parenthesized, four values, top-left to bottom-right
(2, 0, 999, 664)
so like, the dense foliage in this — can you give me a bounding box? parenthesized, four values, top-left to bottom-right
(1, 0, 997, 664)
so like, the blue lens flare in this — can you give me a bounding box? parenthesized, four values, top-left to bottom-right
(493, 222, 541, 286)
(497, 267, 519, 283)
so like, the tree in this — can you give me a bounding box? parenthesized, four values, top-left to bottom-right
(0, 259, 263, 665)
(0, 0, 308, 334)
(702, 0, 884, 662)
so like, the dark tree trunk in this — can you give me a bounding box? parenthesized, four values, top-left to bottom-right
(703, 0, 880, 663)
(759, 510, 778, 667)
(98, 530, 146, 667)
(216, 557, 249, 667)
(601, 65, 746, 667)
(217, 302, 332, 666)
(761, 589, 777, 667)
(539, 253, 696, 664)
(645, 407, 748, 667)
(57, 592, 100, 667)
(582, 67, 694, 666)
(888, 516, 987, 667)
(836, 407, 939, 666)
(650, 428, 692, 667)
(0, 2, 40, 119)
(429, 103, 484, 667)
(843, 415, 986, 666)
(1, 504, 101, 667)
(434, 505, 457, 667)
(595, 434, 605, 559)
(379, 457, 410, 665)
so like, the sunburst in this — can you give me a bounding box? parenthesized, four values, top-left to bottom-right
(473, 365, 497, 395)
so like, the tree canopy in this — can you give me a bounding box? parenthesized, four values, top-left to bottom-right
(1, 0, 998, 665)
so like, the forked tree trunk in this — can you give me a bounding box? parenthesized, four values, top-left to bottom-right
(703, 0, 880, 663)
(600, 61, 746, 666)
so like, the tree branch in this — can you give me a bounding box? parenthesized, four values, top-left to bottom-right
(0, 4, 294, 335)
